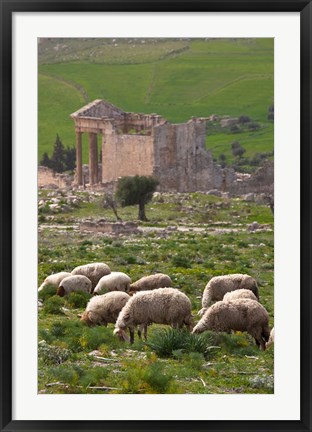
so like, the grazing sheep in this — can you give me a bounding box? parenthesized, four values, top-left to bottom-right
(38, 271, 71, 292)
(81, 291, 130, 326)
(93, 272, 131, 295)
(56, 275, 92, 297)
(193, 299, 270, 350)
(71, 262, 111, 291)
(129, 273, 173, 293)
(223, 288, 258, 303)
(114, 287, 193, 344)
(266, 327, 274, 349)
(199, 273, 259, 315)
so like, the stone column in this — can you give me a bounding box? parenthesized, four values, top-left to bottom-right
(75, 130, 83, 185)
(88, 132, 98, 184)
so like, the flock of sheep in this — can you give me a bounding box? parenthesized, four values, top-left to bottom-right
(38, 262, 274, 350)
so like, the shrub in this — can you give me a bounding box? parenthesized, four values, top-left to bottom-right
(50, 321, 66, 337)
(38, 284, 57, 302)
(66, 291, 91, 309)
(143, 362, 173, 393)
(238, 115, 251, 124)
(43, 296, 65, 315)
(247, 122, 260, 130)
(38, 340, 71, 365)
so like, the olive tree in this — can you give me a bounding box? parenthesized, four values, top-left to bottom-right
(115, 175, 159, 221)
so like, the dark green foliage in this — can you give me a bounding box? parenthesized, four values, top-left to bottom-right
(50, 321, 66, 337)
(238, 115, 251, 124)
(171, 254, 191, 269)
(147, 328, 216, 359)
(247, 122, 260, 131)
(66, 291, 91, 309)
(231, 141, 246, 158)
(142, 362, 173, 393)
(43, 295, 65, 315)
(40, 134, 76, 172)
(115, 175, 159, 221)
(38, 284, 57, 302)
(64, 146, 76, 171)
(51, 134, 66, 172)
(40, 152, 54, 170)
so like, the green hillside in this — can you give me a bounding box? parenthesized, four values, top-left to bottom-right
(38, 38, 274, 167)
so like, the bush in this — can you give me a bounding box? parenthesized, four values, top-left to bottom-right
(238, 115, 251, 124)
(38, 284, 57, 302)
(38, 340, 71, 365)
(43, 296, 65, 315)
(147, 328, 216, 358)
(143, 362, 173, 393)
(50, 321, 66, 337)
(66, 291, 91, 309)
(120, 357, 175, 394)
(247, 122, 260, 130)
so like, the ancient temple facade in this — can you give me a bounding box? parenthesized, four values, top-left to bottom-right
(70, 99, 234, 192)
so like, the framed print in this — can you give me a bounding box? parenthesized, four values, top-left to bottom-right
(1, 1, 311, 431)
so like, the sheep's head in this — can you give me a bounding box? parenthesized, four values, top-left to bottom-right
(114, 327, 130, 342)
(56, 286, 65, 297)
(80, 311, 95, 327)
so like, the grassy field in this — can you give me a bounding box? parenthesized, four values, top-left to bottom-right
(38, 38, 274, 166)
(38, 191, 274, 394)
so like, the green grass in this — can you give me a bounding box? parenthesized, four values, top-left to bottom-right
(38, 191, 274, 394)
(38, 38, 273, 165)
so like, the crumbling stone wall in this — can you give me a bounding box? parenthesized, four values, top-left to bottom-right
(229, 161, 274, 195)
(153, 119, 235, 192)
(38, 166, 72, 188)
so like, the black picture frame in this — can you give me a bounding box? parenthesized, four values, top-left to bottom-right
(1, 1, 311, 431)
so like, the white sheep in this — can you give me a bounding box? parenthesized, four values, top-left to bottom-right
(71, 262, 111, 291)
(199, 273, 259, 315)
(193, 298, 270, 350)
(80, 291, 130, 326)
(93, 272, 131, 295)
(223, 288, 258, 303)
(38, 271, 71, 292)
(129, 273, 173, 293)
(56, 275, 92, 297)
(114, 287, 194, 344)
(266, 327, 274, 349)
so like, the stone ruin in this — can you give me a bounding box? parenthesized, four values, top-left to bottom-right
(70, 99, 236, 193)
(69, 99, 273, 196)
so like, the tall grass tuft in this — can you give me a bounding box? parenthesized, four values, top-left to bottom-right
(147, 328, 216, 359)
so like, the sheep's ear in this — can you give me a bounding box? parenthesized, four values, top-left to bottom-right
(122, 310, 130, 321)
(57, 286, 65, 297)
(87, 311, 95, 323)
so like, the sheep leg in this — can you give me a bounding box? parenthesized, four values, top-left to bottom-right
(143, 325, 148, 341)
(137, 326, 142, 339)
(129, 327, 135, 344)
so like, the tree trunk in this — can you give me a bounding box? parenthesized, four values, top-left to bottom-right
(138, 201, 148, 221)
